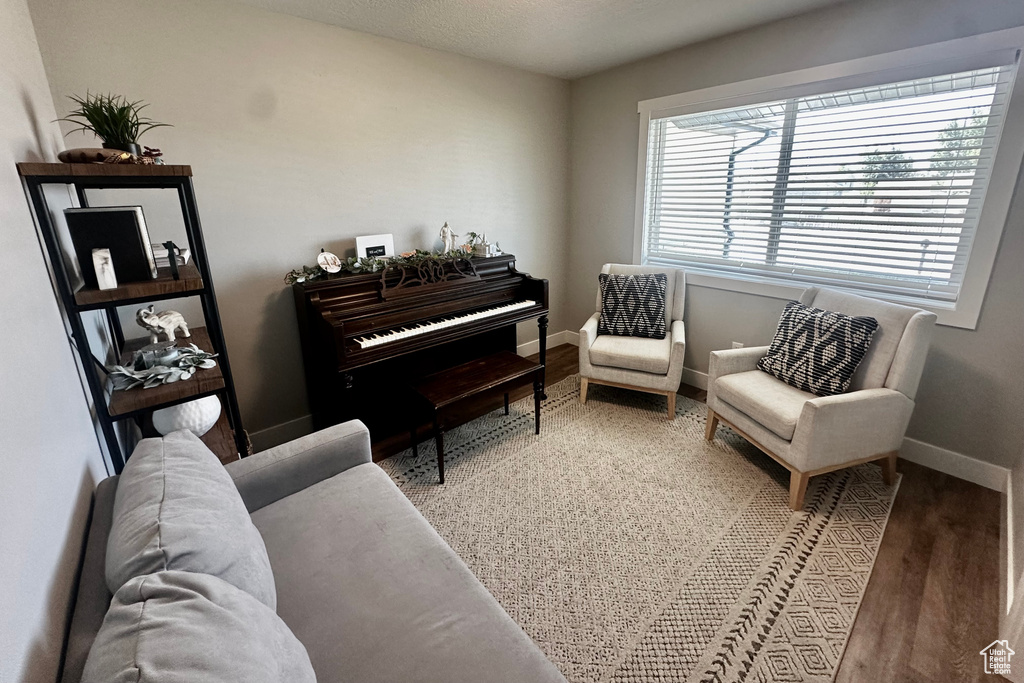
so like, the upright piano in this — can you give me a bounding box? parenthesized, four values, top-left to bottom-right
(293, 254, 549, 455)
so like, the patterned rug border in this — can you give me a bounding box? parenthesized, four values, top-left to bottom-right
(382, 373, 901, 683)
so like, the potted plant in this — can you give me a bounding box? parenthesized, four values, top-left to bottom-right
(58, 93, 170, 155)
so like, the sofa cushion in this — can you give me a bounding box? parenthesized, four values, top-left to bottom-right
(758, 301, 878, 396)
(715, 370, 815, 441)
(589, 334, 671, 374)
(251, 462, 566, 683)
(106, 430, 276, 609)
(82, 571, 314, 683)
(597, 272, 668, 339)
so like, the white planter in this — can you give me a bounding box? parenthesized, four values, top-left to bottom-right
(152, 395, 222, 437)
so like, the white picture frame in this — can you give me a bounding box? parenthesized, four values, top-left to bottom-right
(356, 233, 395, 259)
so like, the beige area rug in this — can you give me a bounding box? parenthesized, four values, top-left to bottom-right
(379, 375, 899, 683)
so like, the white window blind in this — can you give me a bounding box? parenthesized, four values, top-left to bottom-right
(641, 60, 1019, 303)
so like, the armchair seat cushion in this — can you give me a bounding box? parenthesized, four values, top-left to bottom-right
(589, 334, 671, 375)
(715, 370, 815, 441)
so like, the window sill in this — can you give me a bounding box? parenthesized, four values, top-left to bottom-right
(677, 269, 975, 329)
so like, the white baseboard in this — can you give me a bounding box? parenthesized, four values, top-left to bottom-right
(249, 414, 314, 453)
(517, 330, 576, 357)
(899, 436, 1009, 491)
(681, 367, 708, 390)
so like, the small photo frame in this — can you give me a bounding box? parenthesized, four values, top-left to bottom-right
(356, 233, 395, 259)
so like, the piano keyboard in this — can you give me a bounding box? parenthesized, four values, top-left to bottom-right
(355, 300, 539, 349)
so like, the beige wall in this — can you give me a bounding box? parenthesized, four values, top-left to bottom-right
(568, 0, 1024, 469)
(29, 0, 571, 437)
(0, 0, 108, 680)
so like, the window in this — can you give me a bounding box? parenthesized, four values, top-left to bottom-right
(636, 39, 1024, 328)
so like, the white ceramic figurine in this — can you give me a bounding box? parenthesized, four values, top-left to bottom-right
(440, 221, 458, 253)
(136, 305, 191, 343)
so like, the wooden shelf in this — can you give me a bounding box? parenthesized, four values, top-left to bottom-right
(17, 162, 192, 177)
(107, 326, 225, 418)
(74, 262, 203, 308)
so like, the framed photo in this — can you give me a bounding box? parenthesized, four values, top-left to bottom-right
(356, 233, 395, 259)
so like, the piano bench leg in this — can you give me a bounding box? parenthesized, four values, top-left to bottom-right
(433, 412, 445, 484)
(504, 392, 510, 416)
(534, 374, 541, 435)
(409, 427, 419, 459)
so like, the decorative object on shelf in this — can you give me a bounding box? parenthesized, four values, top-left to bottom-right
(58, 148, 125, 163)
(92, 248, 118, 290)
(136, 305, 190, 343)
(152, 395, 222, 436)
(65, 206, 157, 288)
(132, 341, 181, 370)
(108, 343, 218, 390)
(57, 92, 171, 155)
(356, 234, 395, 259)
(153, 242, 191, 268)
(439, 222, 458, 253)
(141, 146, 165, 164)
(316, 248, 342, 273)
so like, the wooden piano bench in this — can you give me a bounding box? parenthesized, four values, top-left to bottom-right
(410, 351, 544, 484)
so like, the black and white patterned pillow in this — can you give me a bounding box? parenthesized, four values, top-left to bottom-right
(597, 273, 668, 339)
(757, 301, 878, 397)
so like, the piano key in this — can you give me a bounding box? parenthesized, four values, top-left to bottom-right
(354, 300, 538, 349)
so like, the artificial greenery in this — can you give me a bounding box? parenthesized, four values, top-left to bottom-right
(107, 344, 218, 390)
(58, 93, 171, 146)
(284, 248, 472, 285)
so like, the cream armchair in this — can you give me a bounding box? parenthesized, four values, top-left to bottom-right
(579, 264, 686, 419)
(705, 287, 936, 510)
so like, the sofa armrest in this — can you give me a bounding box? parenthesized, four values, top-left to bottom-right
(579, 312, 600, 350)
(791, 388, 914, 471)
(225, 420, 372, 513)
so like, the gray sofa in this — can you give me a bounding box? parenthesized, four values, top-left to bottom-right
(61, 420, 566, 683)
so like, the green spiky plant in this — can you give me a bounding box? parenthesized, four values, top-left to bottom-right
(58, 93, 170, 152)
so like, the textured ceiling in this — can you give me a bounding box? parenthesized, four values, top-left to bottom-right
(229, 0, 852, 79)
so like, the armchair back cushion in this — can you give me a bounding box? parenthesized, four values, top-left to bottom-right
(595, 264, 685, 325)
(799, 288, 923, 392)
(597, 272, 668, 339)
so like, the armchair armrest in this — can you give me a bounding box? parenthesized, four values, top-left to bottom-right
(791, 388, 914, 471)
(708, 346, 769, 380)
(579, 312, 600, 350)
(225, 419, 372, 513)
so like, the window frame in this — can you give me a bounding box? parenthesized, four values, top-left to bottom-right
(633, 27, 1024, 329)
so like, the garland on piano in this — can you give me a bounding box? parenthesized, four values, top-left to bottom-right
(284, 248, 472, 286)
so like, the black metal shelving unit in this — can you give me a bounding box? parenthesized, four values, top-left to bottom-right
(19, 162, 246, 472)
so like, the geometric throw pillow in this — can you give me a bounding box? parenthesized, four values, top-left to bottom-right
(82, 571, 316, 683)
(597, 272, 668, 339)
(106, 430, 277, 610)
(757, 301, 879, 397)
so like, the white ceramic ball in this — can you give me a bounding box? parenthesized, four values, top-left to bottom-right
(152, 395, 222, 437)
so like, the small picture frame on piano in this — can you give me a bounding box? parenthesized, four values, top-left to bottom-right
(356, 234, 395, 260)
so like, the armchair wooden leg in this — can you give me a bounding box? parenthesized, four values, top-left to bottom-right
(704, 409, 719, 441)
(881, 451, 898, 486)
(789, 471, 810, 511)
(580, 377, 589, 404)
(666, 391, 676, 420)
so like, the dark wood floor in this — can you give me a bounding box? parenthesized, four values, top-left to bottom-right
(526, 344, 1003, 683)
